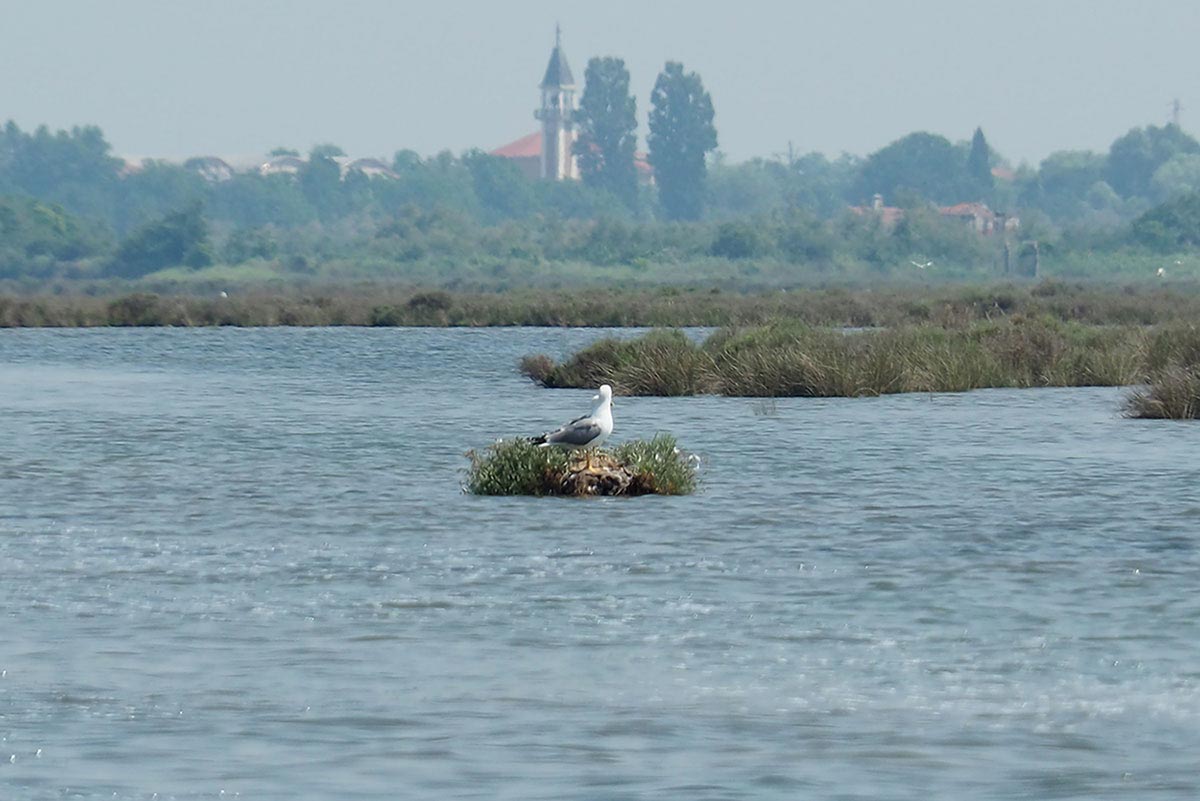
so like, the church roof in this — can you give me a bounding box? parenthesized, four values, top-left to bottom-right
(491, 131, 542, 159)
(540, 44, 574, 88)
(492, 131, 655, 178)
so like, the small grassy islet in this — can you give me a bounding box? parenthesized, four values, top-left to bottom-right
(465, 435, 697, 497)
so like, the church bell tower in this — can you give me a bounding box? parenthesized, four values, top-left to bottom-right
(534, 26, 579, 181)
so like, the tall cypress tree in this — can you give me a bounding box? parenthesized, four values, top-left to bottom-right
(967, 126, 993, 199)
(574, 57, 638, 210)
(648, 61, 718, 221)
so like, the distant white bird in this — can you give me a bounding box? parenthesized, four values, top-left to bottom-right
(1157, 267, 1166, 278)
(910, 260, 933, 269)
(531, 385, 614, 451)
(219, 290, 229, 298)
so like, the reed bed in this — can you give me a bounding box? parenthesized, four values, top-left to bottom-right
(1124, 368, 1200, 419)
(522, 317, 1152, 398)
(519, 330, 711, 396)
(1124, 323, 1200, 419)
(5, 281, 1200, 328)
(465, 435, 696, 497)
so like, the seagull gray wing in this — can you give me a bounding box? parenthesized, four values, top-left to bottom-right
(541, 414, 602, 447)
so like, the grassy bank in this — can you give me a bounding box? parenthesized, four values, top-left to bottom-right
(523, 319, 1200, 407)
(5, 280, 1200, 328)
(465, 435, 697, 497)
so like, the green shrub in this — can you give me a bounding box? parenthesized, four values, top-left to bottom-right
(710, 221, 770, 259)
(465, 439, 571, 496)
(1132, 193, 1200, 250)
(110, 204, 213, 278)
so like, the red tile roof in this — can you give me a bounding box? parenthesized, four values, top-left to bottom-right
(491, 132, 541, 158)
(940, 202, 994, 218)
(850, 204, 904, 227)
(492, 134, 654, 182)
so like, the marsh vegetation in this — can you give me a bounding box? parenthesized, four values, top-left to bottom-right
(1123, 324, 1200, 419)
(5, 281, 1200, 328)
(523, 319, 1200, 418)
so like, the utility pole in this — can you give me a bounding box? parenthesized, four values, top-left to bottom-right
(1171, 98, 1183, 128)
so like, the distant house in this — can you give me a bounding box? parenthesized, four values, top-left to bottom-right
(938, 202, 1019, 235)
(258, 155, 306, 176)
(183, 156, 235, 183)
(344, 157, 398, 180)
(851, 194, 1019, 235)
(990, 165, 1016, 183)
(850, 194, 905, 229)
(256, 154, 399, 180)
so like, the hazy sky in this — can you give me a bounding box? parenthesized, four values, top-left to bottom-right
(3, 0, 1198, 167)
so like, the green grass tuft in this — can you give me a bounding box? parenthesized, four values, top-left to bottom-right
(465, 439, 571, 496)
(612, 434, 698, 496)
(1124, 367, 1200, 419)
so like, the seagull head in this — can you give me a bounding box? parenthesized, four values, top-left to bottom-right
(594, 384, 613, 409)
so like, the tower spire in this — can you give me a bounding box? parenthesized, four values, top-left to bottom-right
(534, 26, 578, 180)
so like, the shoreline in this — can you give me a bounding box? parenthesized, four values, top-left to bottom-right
(4, 281, 1200, 329)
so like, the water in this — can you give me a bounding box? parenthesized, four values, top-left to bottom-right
(2, 327, 1199, 800)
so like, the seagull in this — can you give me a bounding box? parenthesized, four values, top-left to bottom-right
(531, 385, 614, 468)
(1157, 267, 1166, 278)
(910, 260, 933, 269)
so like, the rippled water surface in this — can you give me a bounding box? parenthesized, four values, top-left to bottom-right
(2, 327, 1199, 800)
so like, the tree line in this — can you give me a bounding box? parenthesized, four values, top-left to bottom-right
(4, 56, 1200, 283)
